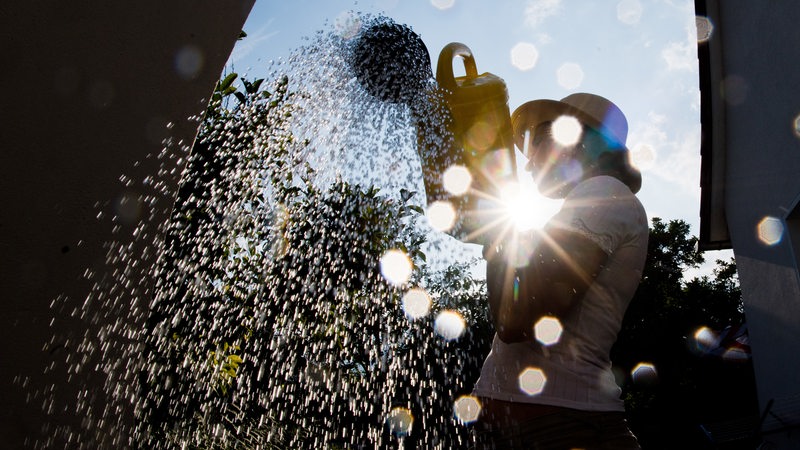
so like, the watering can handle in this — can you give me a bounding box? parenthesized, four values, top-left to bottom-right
(436, 42, 479, 93)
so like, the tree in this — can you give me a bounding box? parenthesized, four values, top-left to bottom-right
(140, 68, 493, 449)
(612, 218, 757, 449)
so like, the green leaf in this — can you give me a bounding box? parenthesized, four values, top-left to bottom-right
(219, 72, 238, 92)
(400, 189, 414, 202)
(249, 78, 264, 93)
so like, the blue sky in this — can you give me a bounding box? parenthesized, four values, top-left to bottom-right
(227, 0, 730, 277)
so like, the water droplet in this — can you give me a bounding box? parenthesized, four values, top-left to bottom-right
(43, 13, 501, 448)
(335, 11, 362, 39)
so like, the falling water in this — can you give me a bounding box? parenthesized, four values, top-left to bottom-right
(38, 13, 494, 449)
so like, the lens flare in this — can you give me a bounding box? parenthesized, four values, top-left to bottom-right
(114, 192, 143, 225)
(426, 200, 457, 232)
(380, 249, 412, 286)
(551, 115, 582, 146)
(560, 158, 584, 185)
(793, 114, 800, 138)
(757, 216, 784, 246)
(534, 316, 563, 346)
(721, 75, 748, 106)
(466, 120, 497, 151)
(386, 407, 414, 437)
(443, 165, 472, 195)
(431, 0, 455, 10)
(453, 395, 481, 424)
(402, 288, 431, 320)
(723, 347, 750, 362)
(175, 45, 204, 80)
(434, 310, 466, 340)
(696, 15, 714, 43)
(556, 63, 584, 90)
(477, 149, 516, 187)
(510, 42, 539, 71)
(631, 362, 658, 384)
(500, 184, 561, 231)
(694, 326, 718, 351)
(518, 367, 547, 395)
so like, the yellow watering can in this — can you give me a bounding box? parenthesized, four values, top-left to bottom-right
(435, 42, 517, 242)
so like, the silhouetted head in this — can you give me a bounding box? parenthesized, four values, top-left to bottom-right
(512, 93, 642, 198)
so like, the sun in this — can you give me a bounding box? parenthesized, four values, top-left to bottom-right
(500, 183, 562, 231)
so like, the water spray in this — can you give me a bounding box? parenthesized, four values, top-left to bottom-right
(351, 24, 517, 245)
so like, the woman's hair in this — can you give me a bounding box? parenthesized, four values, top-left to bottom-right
(579, 127, 642, 193)
(592, 151, 642, 193)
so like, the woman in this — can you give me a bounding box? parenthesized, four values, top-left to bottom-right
(472, 93, 648, 449)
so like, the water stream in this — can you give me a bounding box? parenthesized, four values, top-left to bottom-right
(41, 14, 493, 449)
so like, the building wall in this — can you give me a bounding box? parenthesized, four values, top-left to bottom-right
(707, 0, 800, 445)
(0, 1, 253, 447)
